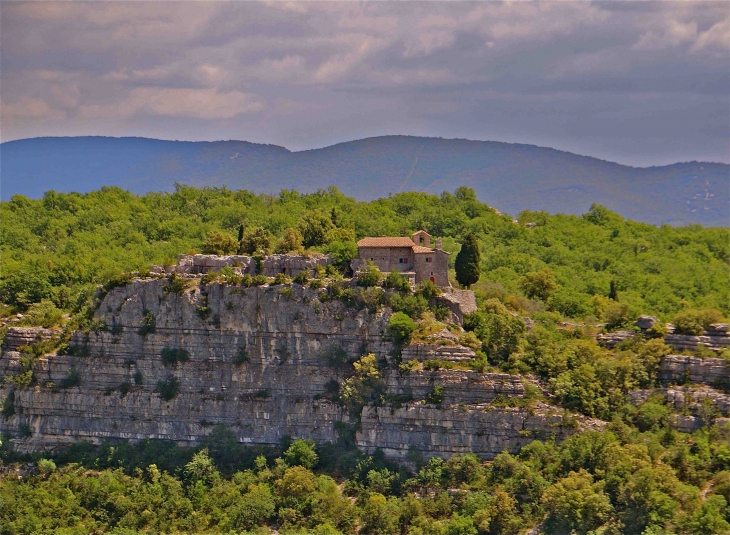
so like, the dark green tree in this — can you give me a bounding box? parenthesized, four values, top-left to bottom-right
(455, 234, 480, 289)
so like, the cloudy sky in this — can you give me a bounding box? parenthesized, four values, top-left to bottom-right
(2, 1, 729, 166)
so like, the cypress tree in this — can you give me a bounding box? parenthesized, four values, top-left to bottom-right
(455, 233, 481, 289)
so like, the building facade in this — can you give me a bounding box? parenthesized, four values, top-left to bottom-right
(354, 231, 450, 288)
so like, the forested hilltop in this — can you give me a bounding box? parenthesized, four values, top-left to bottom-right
(2, 185, 730, 535)
(1, 185, 727, 320)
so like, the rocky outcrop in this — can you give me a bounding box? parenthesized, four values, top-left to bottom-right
(400, 343, 476, 363)
(151, 253, 331, 278)
(666, 385, 730, 417)
(357, 402, 596, 461)
(1, 276, 589, 459)
(2, 327, 59, 353)
(659, 355, 730, 388)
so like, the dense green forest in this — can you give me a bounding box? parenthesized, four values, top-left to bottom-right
(1, 185, 729, 534)
(1, 185, 728, 321)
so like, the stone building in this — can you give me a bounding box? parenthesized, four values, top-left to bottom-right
(354, 230, 450, 288)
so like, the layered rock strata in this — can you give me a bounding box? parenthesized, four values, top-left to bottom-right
(2, 276, 588, 459)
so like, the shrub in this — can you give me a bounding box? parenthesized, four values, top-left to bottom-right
(239, 227, 275, 255)
(271, 273, 291, 286)
(389, 293, 428, 319)
(133, 370, 143, 385)
(416, 280, 441, 300)
(432, 305, 451, 321)
(425, 385, 445, 407)
(201, 230, 238, 256)
(308, 278, 323, 289)
(251, 275, 269, 286)
(234, 346, 248, 365)
(138, 309, 156, 336)
(118, 381, 131, 398)
(673, 308, 725, 335)
(161, 347, 190, 367)
(388, 312, 417, 346)
(357, 263, 383, 288)
(383, 270, 411, 292)
(275, 228, 304, 254)
(164, 272, 188, 294)
(284, 439, 318, 468)
(157, 376, 180, 401)
(293, 270, 309, 285)
(59, 369, 81, 389)
(20, 300, 64, 328)
(1, 391, 15, 418)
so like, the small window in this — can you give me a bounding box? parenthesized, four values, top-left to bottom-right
(426, 257, 432, 263)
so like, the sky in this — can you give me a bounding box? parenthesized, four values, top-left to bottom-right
(2, 1, 729, 167)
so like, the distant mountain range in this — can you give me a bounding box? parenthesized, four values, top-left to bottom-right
(1, 136, 727, 226)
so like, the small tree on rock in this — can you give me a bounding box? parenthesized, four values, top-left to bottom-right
(455, 234, 481, 289)
(202, 230, 238, 256)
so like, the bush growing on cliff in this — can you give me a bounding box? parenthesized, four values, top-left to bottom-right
(157, 376, 180, 401)
(161, 347, 190, 367)
(357, 262, 383, 288)
(387, 312, 417, 346)
(138, 309, 156, 336)
(383, 270, 411, 293)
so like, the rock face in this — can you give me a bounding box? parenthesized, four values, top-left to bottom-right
(659, 355, 730, 388)
(1, 276, 590, 459)
(151, 253, 331, 278)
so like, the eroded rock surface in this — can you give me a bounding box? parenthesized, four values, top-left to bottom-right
(2, 277, 591, 459)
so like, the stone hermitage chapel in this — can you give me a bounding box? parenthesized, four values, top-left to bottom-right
(353, 230, 450, 288)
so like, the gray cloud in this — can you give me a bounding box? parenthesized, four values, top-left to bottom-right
(1, 1, 728, 166)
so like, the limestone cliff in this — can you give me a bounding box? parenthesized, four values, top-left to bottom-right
(1, 275, 590, 459)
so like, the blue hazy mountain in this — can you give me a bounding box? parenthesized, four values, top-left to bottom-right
(2, 135, 727, 226)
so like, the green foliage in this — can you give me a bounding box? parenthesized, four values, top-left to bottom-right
(387, 312, 417, 346)
(201, 230, 238, 255)
(59, 369, 81, 389)
(357, 262, 383, 288)
(298, 210, 334, 248)
(383, 270, 411, 292)
(133, 369, 143, 385)
(416, 280, 442, 300)
(520, 268, 558, 301)
(164, 272, 188, 294)
(325, 240, 359, 273)
(138, 309, 156, 336)
(160, 347, 190, 367)
(338, 354, 382, 412)
(0, 186, 726, 323)
(239, 226, 275, 255)
(283, 439, 318, 469)
(156, 376, 180, 401)
(275, 227, 304, 254)
(673, 308, 726, 335)
(425, 385, 445, 407)
(234, 346, 249, 366)
(455, 233, 481, 289)
(1, 391, 15, 418)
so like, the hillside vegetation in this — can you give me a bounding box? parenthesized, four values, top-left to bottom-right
(2, 136, 728, 226)
(1, 185, 727, 323)
(2, 185, 730, 535)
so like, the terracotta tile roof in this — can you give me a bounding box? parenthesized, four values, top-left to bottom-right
(358, 237, 416, 248)
(412, 246, 435, 253)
